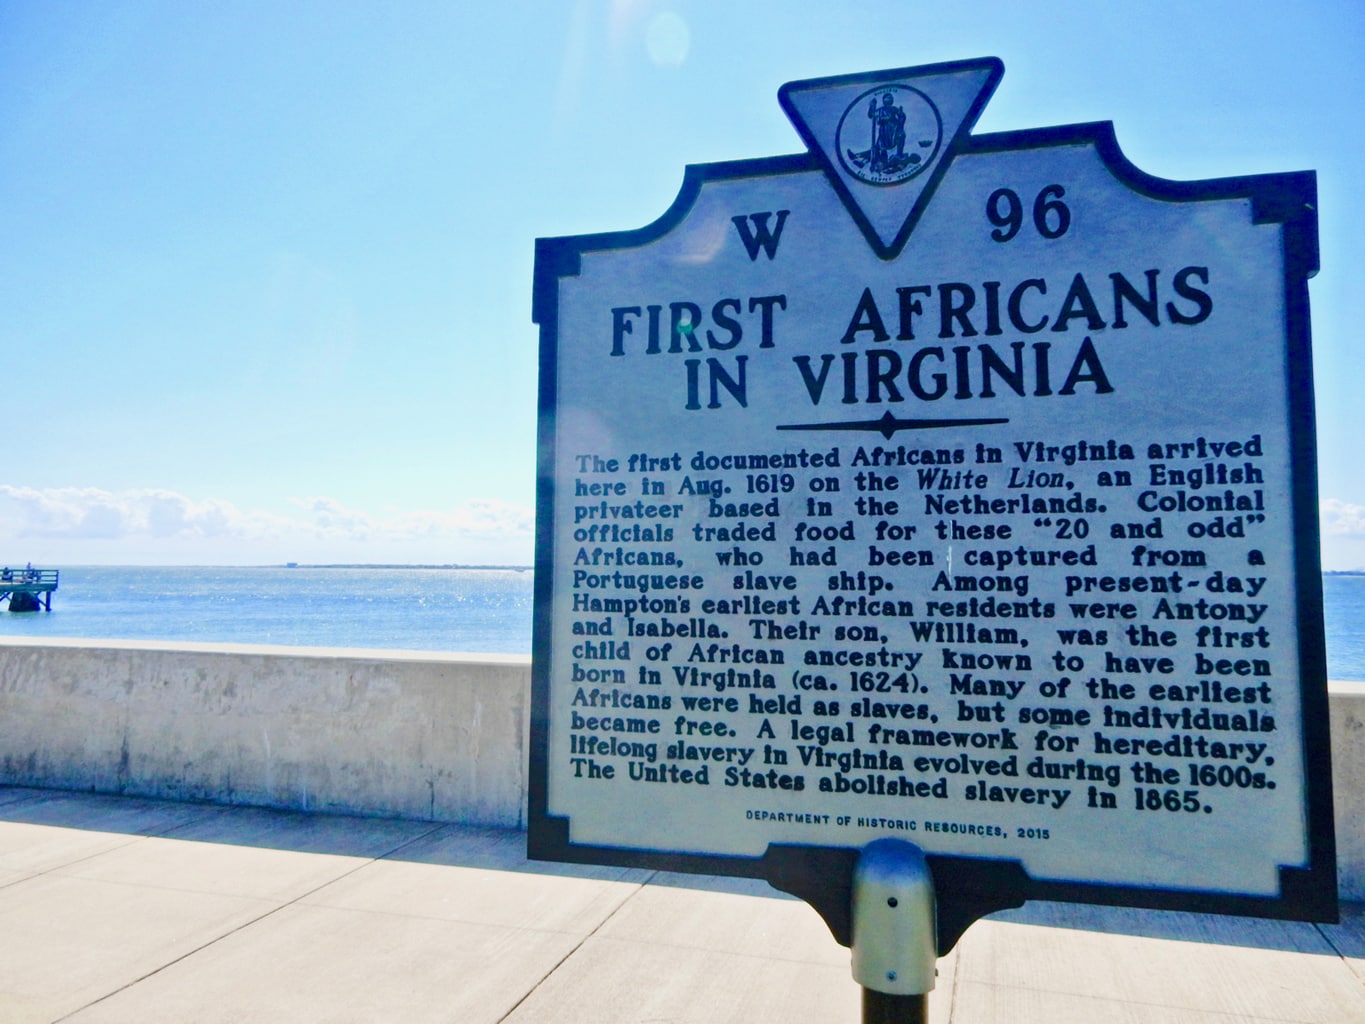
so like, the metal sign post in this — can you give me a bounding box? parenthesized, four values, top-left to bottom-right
(529, 57, 1336, 1013)
(852, 839, 935, 1022)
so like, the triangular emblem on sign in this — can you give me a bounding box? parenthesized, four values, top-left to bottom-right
(779, 58, 1004, 259)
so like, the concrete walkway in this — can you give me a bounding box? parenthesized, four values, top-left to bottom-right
(0, 786, 1360, 1023)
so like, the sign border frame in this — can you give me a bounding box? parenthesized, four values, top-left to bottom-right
(528, 118, 1337, 938)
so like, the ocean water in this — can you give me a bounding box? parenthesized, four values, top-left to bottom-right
(1322, 574, 1365, 681)
(0, 566, 534, 654)
(3, 566, 1365, 678)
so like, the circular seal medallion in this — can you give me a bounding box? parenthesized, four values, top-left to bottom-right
(835, 84, 943, 186)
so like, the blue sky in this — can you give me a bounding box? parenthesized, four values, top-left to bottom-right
(1, 1, 1362, 566)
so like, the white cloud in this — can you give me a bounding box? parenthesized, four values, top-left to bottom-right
(0, 485, 533, 564)
(292, 495, 374, 537)
(282, 495, 535, 542)
(390, 499, 535, 539)
(0, 485, 289, 542)
(1320, 498, 1365, 537)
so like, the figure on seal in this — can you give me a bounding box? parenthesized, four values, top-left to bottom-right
(868, 92, 907, 172)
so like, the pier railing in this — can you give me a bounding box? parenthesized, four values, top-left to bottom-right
(0, 568, 59, 591)
(1, 568, 59, 611)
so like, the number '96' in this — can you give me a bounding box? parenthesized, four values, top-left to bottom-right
(987, 185, 1070, 242)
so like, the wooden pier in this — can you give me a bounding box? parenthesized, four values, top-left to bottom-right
(1, 568, 58, 611)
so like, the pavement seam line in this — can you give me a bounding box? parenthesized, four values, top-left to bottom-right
(946, 941, 963, 1023)
(51, 819, 451, 1022)
(1313, 917, 1365, 988)
(493, 870, 660, 1023)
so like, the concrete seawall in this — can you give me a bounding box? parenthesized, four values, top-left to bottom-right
(1, 638, 1361, 900)
(0, 639, 529, 827)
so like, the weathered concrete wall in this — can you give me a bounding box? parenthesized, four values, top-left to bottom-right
(1330, 680, 1365, 902)
(0, 639, 530, 827)
(0, 638, 1361, 900)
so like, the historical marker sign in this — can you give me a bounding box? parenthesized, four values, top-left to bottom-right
(530, 59, 1336, 929)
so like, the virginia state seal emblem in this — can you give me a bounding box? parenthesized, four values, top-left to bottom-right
(836, 84, 943, 186)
